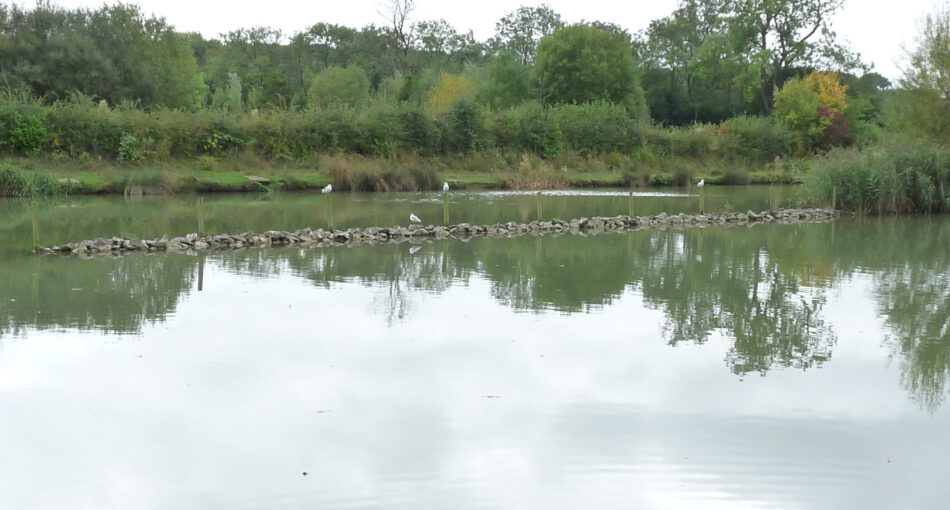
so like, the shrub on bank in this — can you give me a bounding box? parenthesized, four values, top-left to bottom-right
(719, 116, 794, 161)
(0, 92, 834, 173)
(552, 102, 642, 155)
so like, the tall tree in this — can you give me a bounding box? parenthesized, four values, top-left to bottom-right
(893, 5, 950, 140)
(535, 24, 648, 119)
(732, 0, 858, 112)
(377, 0, 416, 70)
(492, 4, 563, 65)
(639, 0, 753, 123)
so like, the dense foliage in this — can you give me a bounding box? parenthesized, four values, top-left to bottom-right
(0, 1, 880, 122)
(0, 0, 941, 212)
(535, 25, 648, 121)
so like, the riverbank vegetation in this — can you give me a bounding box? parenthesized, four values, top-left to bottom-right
(0, 0, 947, 211)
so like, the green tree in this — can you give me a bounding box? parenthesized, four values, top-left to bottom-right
(638, 0, 756, 123)
(0, 3, 202, 108)
(895, 6, 950, 140)
(226, 72, 243, 112)
(478, 52, 533, 108)
(732, 0, 860, 112)
(413, 19, 483, 69)
(308, 65, 370, 107)
(492, 4, 563, 65)
(535, 24, 648, 120)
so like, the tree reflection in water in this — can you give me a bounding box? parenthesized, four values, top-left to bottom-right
(2, 217, 948, 409)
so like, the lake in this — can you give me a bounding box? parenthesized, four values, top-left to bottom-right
(1, 186, 948, 509)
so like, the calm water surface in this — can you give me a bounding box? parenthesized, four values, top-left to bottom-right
(1, 188, 948, 509)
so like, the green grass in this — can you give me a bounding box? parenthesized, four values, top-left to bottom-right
(0, 163, 64, 197)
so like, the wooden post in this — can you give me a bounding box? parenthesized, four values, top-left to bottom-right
(769, 185, 774, 211)
(832, 186, 837, 210)
(441, 239, 447, 274)
(31, 201, 39, 253)
(699, 189, 705, 215)
(442, 192, 449, 226)
(628, 189, 634, 217)
(198, 255, 205, 292)
(197, 197, 205, 236)
(325, 194, 334, 230)
(32, 255, 39, 303)
(536, 191, 542, 222)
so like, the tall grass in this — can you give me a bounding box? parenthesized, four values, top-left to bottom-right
(0, 163, 64, 197)
(805, 143, 950, 214)
(325, 155, 440, 192)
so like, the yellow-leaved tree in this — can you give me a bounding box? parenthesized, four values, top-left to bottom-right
(427, 73, 477, 116)
(804, 71, 848, 113)
(773, 71, 850, 152)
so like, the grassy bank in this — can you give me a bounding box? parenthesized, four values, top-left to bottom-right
(0, 151, 802, 198)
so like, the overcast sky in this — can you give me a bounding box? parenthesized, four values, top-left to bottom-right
(45, 0, 947, 80)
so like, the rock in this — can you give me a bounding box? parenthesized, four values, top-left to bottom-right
(41, 208, 841, 257)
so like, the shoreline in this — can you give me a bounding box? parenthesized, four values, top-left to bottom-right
(2, 154, 799, 197)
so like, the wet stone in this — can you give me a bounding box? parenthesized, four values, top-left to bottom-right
(41, 209, 841, 257)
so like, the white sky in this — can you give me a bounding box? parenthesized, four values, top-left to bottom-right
(44, 0, 948, 80)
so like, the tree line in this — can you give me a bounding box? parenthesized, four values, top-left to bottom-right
(0, 1, 882, 116)
(1, 0, 947, 162)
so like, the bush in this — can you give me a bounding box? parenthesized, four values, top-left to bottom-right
(489, 101, 561, 157)
(5, 113, 48, 155)
(553, 102, 640, 155)
(440, 98, 484, 152)
(398, 105, 438, 155)
(118, 133, 144, 162)
(773, 71, 850, 153)
(308, 66, 370, 108)
(355, 101, 398, 155)
(720, 116, 794, 161)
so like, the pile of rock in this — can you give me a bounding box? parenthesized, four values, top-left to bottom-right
(39, 208, 840, 256)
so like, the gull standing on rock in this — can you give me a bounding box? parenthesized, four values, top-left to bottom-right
(409, 213, 422, 224)
(322, 183, 333, 194)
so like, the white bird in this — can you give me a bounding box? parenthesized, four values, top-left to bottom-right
(696, 179, 705, 188)
(409, 213, 422, 224)
(321, 183, 333, 194)
(442, 182, 450, 192)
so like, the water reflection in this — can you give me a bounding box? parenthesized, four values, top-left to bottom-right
(873, 219, 950, 411)
(0, 186, 800, 257)
(2, 217, 949, 410)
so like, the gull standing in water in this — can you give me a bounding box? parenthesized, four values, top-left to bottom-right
(696, 179, 705, 188)
(322, 183, 333, 194)
(409, 213, 422, 224)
